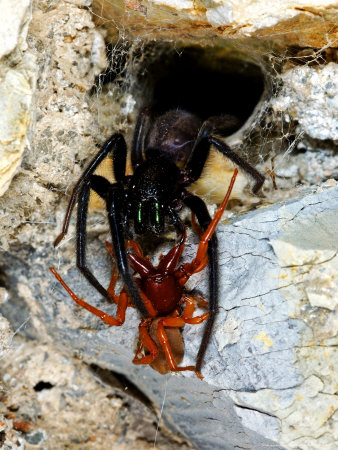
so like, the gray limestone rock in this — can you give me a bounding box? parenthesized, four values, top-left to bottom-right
(1, 182, 337, 448)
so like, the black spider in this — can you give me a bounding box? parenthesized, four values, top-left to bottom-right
(54, 108, 264, 373)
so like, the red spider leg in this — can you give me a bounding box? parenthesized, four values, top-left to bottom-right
(133, 318, 185, 376)
(150, 324, 184, 375)
(177, 168, 238, 285)
(134, 340, 145, 361)
(181, 295, 209, 324)
(49, 267, 128, 326)
(125, 240, 143, 257)
(133, 319, 158, 365)
(138, 290, 158, 318)
(156, 316, 204, 379)
(106, 241, 133, 307)
(104, 242, 122, 305)
(153, 295, 209, 378)
(158, 233, 186, 273)
(132, 308, 185, 374)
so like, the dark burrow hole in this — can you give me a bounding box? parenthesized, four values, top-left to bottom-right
(98, 42, 265, 128)
(145, 45, 265, 126)
(33, 381, 54, 392)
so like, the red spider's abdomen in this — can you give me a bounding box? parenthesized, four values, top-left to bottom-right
(141, 275, 181, 316)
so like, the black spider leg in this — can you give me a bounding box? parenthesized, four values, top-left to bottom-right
(55, 133, 142, 310)
(181, 191, 217, 374)
(104, 134, 150, 317)
(167, 206, 186, 244)
(106, 185, 150, 318)
(75, 130, 127, 304)
(131, 107, 151, 170)
(185, 120, 265, 194)
(86, 174, 149, 318)
(76, 178, 114, 303)
(89, 131, 150, 318)
(209, 137, 264, 194)
(54, 134, 126, 246)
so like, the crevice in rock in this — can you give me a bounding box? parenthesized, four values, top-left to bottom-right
(89, 363, 155, 411)
(234, 402, 278, 418)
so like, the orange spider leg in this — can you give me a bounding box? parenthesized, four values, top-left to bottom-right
(106, 260, 119, 304)
(126, 240, 152, 265)
(157, 317, 203, 379)
(105, 241, 133, 307)
(180, 169, 238, 280)
(176, 254, 209, 286)
(134, 341, 144, 360)
(49, 267, 128, 326)
(105, 241, 114, 257)
(132, 319, 158, 365)
(190, 296, 208, 309)
(126, 240, 143, 257)
(133, 278, 158, 317)
(106, 240, 143, 259)
(181, 295, 209, 324)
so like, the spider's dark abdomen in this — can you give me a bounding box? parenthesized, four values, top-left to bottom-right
(146, 110, 202, 166)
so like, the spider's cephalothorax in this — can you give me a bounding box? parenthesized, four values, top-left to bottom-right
(54, 107, 264, 374)
(127, 156, 181, 235)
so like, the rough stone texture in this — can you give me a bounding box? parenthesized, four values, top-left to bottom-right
(0, 0, 107, 251)
(0, 339, 190, 449)
(91, 0, 338, 47)
(0, 0, 337, 448)
(1, 182, 337, 449)
(272, 63, 338, 142)
(0, 312, 12, 361)
(0, 0, 37, 197)
(0, 0, 31, 60)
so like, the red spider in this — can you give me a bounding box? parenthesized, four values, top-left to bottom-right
(50, 170, 238, 378)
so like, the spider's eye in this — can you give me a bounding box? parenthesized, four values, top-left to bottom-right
(137, 202, 142, 224)
(149, 199, 164, 233)
(154, 202, 160, 225)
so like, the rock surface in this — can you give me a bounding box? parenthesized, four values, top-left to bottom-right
(0, 0, 337, 448)
(1, 338, 190, 449)
(0, 0, 37, 197)
(272, 63, 338, 142)
(92, 0, 338, 47)
(1, 182, 337, 448)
